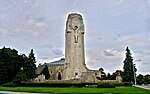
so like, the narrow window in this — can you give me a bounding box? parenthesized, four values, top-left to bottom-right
(75, 72, 78, 76)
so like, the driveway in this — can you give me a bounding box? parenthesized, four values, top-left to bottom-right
(134, 85, 150, 90)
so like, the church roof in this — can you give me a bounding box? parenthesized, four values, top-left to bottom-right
(38, 58, 65, 68)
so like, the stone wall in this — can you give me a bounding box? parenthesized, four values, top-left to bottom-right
(48, 65, 64, 80)
(35, 65, 64, 80)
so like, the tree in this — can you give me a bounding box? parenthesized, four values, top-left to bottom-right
(123, 47, 136, 84)
(12, 71, 28, 84)
(136, 74, 150, 85)
(106, 73, 111, 80)
(99, 68, 104, 72)
(99, 68, 107, 80)
(137, 74, 144, 85)
(40, 65, 50, 79)
(23, 49, 36, 80)
(143, 74, 150, 84)
(0, 47, 25, 84)
(110, 73, 116, 80)
(115, 70, 123, 76)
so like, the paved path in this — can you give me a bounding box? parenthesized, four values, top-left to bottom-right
(134, 85, 150, 90)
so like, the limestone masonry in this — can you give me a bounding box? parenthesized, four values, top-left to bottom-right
(36, 13, 103, 82)
(63, 13, 87, 80)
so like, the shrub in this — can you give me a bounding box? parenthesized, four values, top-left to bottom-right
(114, 82, 132, 86)
(19, 82, 84, 87)
(2, 83, 17, 87)
(123, 82, 132, 86)
(12, 72, 28, 84)
(97, 82, 116, 88)
(18, 82, 97, 87)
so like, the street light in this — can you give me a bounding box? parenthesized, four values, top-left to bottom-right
(133, 63, 136, 85)
(133, 60, 141, 85)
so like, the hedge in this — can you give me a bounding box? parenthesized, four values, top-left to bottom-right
(2, 82, 132, 87)
(6, 82, 96, 87)
(97, 82, 116, 88)
(114, 82, 132, 86)
(2, 83, 17, 87)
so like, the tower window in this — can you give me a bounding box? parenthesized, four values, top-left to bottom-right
(95, 73, 97, 76)
(75, 72, 78, 76)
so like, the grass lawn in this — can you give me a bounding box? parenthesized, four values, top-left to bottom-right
(0, 86, 150, 94)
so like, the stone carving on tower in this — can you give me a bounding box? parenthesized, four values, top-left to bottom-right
(63, 13, 87, 80)
(36, 13, 102, 82)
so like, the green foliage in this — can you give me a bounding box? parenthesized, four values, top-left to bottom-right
(23, 49, 36, 80)
(0, 47, 25, 84)
(137, 74, 150, 85)
(12, 71, 28, 84)
(114, 82, 132, 86)
(40, 65, 50, 79)
(97, 82, 116, 88)
(101, 72, 118, 80)
(2, 83, 17, 87)
(99, 68, 123, 80)
(19, 82, 90, 87)
(123, 47, 136, 84)
(0, 47, 37, 85)
(137, 74, 144, 85)
(15, 82, 97, 87)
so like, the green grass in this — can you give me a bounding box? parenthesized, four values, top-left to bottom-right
(0, 86, 150, 94)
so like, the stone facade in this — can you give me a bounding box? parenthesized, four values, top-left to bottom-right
(63, 13, 87, 80)
(63, 13, 101, 82)
(36, 58, 64, 80)
(36, 13, 102, 82)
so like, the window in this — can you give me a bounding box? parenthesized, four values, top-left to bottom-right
(75, 72, 78, 76)
(95, 73, 97, 76)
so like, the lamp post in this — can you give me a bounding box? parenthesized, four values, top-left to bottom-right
(133, 63, 136, 85)
(133, 60, 141, 85)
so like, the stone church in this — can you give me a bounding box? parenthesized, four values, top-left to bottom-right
(36, 13, 101, 82)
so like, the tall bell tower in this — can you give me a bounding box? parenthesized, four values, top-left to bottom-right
(63, 13, 87, 80)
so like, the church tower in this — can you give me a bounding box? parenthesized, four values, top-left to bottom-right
(63, 13, 87, 80)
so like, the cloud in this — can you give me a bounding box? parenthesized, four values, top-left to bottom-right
(134, 51, 150, 55)
(103, 49, 122, 57)
(118, 36, 135, 44)
(15, 16, 47, 37)
(115, 0, 125, 4)
(52, 48, 64, 56)
(40, 57, 49, 59)
(0, 28, 9, 37)
(136, 61, 150, 74)
(103, 50, 114, 56)
(0, 0, 150, 74)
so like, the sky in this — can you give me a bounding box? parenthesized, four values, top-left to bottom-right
(0, 0, 149, 75)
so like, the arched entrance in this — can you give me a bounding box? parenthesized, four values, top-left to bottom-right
(58, 72, 62, 80)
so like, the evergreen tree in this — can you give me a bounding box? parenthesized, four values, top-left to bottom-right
(0, 47, 24, 84)
(12, 71, 28, 84)
(40, 65, 50, 79)
(23, 49, 36, 80)
(106, 73, 111, 80)
(123, 47, 136, 84)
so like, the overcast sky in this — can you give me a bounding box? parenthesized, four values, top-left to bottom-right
(0, 0, 150, 75)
